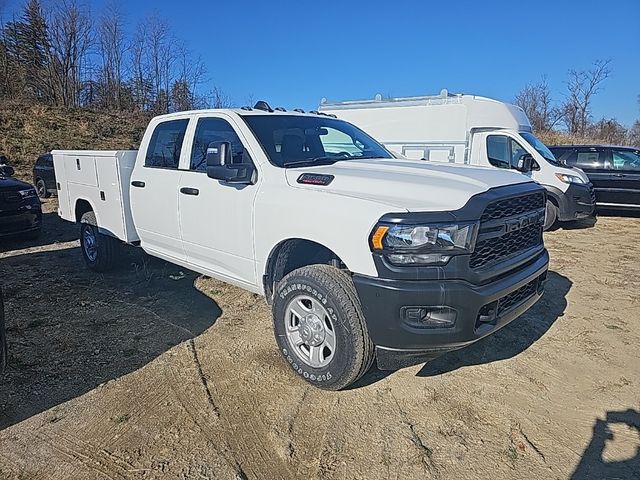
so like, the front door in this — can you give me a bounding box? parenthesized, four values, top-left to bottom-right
(178, 115, 259, 288)
(130, 118, 189, 263)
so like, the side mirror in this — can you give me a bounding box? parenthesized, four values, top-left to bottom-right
(515, 153, 533, 173)
(206, 141, 255, 184)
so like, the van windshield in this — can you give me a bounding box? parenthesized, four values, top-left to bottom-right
(242, 114, 393, 168)
(520, 132, 562, 166)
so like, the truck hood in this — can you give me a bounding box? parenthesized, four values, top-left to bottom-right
(284, 158, 532, 212)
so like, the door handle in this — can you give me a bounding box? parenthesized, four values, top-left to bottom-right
(131, 180, 146, 188)
(180, 187, 199, 196)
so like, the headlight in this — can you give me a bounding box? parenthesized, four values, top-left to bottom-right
(19, 188, 38, 199)
(555, 173, 585, 184)
(370, 222, 479, 265)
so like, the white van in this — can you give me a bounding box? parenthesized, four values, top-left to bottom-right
(319, 91, 595, 230)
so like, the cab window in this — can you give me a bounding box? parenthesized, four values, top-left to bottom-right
(487, 135, 528, 170)
(190, 117, 252, 172)
(566, 149, 606, 170)
(144, 119, 189, 169)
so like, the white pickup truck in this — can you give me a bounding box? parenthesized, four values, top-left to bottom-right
(53, 102, 549, 390)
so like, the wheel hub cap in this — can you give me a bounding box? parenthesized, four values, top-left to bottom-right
(284, 295, 336, 368)
(299, 314, 325, 346)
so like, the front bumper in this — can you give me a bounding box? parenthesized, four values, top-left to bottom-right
(557, 183, 595, 221)
(0, 207, 42, 237)
(352, 249, 549, 370)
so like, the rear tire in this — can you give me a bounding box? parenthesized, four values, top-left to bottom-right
(35, 178, 50, 199)
(543, 200, 558, 231)
(272, 264, 374, 390)
(80, 211, 119, 272)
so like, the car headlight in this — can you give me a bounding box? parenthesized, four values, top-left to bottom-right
(19, 188, 38, 199)
(555, 173, 585, 184)
(370, 222, 479, 265)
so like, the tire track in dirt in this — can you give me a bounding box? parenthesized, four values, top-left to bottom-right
(165, 347, 290, 480)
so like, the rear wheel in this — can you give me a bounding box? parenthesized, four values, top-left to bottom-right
(272, 265, 374, 390)
(80, 211, 119, 272)
(35, 178, 49, 199)
(543, 200, 558, 231)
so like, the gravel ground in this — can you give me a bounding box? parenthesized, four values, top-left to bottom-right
(0, 198, 638, 479)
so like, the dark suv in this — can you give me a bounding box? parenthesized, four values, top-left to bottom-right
(0, 165, 42, 239)
(32, 153, 56, 199)
(549, 145, 640, 211)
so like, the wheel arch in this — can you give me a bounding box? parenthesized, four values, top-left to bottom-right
(263, 238, 348, 303)
(74, 198, 96, 223)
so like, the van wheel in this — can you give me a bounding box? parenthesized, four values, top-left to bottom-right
(35, 178, 49, 199)
(543, 200, 557, 231)
(80, 212, 119, 272)
(272, 265, 374, 390)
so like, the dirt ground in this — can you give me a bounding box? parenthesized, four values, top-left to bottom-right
(0, 199, 638, 480)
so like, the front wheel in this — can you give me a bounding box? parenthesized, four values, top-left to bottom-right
(272, 265, 374, 390)
(543, 200, 558, 231)
(80, 212, 120, 272)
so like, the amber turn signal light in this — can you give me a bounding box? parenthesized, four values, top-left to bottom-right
(371, 225, 389, 250)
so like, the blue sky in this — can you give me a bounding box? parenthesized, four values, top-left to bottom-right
(4, 0, 640, 125)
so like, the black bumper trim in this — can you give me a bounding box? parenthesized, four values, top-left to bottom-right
(353, 249, 549, 368)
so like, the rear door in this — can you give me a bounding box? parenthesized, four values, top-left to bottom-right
(565, 147, 611, 204)
(608, 148, 640, 207)
(130, 118, 189, 263)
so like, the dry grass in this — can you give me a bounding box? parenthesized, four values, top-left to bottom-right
(0, 101, 151, 178)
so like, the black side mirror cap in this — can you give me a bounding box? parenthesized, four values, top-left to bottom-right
(516, 153, 534, 173)
(207, 163, 255, 184)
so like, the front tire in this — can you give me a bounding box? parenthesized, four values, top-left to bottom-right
(272, 265, 374, 390)
(80, 212, 119, 272)
(543, 200, 558, 231)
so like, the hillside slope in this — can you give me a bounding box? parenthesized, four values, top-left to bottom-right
(0, 102, 151, 179)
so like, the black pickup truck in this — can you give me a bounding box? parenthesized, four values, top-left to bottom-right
(0, 162, 42, 239)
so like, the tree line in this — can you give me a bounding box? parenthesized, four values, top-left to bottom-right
(0, 0, 228, 113)
(514, 59, 639, 146)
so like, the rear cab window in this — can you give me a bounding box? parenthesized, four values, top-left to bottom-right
(144, 119, 189, 169)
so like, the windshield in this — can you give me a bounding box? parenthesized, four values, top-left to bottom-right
(520, 132, 562, 166)
(242, 114, 393, 167)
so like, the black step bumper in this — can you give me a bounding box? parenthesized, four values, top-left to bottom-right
(554, 183, 595, 221)
(352, 250, 549, 370)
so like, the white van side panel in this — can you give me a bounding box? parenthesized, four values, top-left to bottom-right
(52, 150, 138, 242)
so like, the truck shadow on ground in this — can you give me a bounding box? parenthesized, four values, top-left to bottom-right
(551, 217, 598, 231)
(0, 213, 221, 429)
(416, 271, 571, 377)
(0, 209, 78, 253)
(571, 408, 640, 480)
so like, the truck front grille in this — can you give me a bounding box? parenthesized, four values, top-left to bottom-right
(480, 191, 545, 222)
(470, 192, 545, 270)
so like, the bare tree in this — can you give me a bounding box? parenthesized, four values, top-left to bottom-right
(47, 0, 93, 107)
(514, 76, 562, 133)
(561, 59, 612, 136)
(97, 0, 126, 109)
